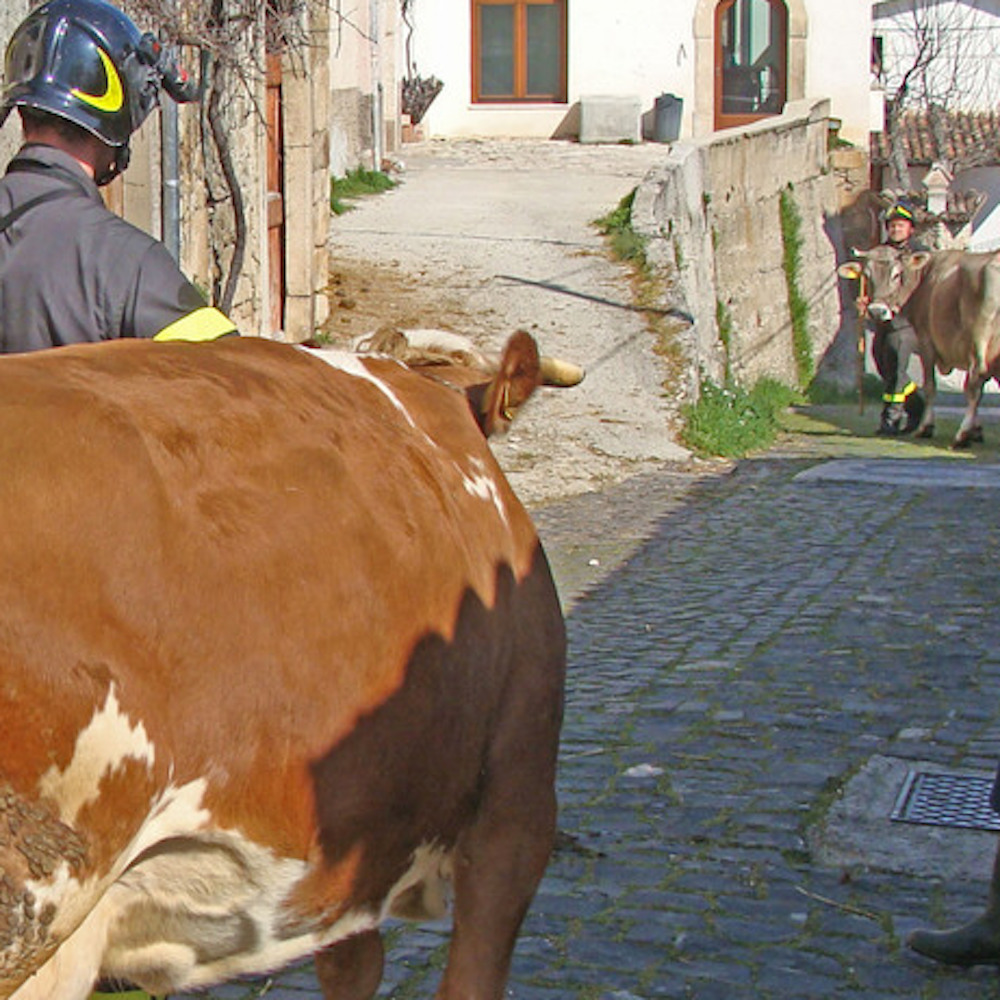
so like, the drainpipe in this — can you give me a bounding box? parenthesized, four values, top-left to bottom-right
(161, 98, 181, 263)
(370, 0, 384, 171)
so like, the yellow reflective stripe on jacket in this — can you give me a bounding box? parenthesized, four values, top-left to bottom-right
(882, 381, 917, 404)
(154, 307, 237, 343)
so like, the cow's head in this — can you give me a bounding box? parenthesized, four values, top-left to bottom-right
(351, 327, 584, 437)
(838, 246, 933, 322)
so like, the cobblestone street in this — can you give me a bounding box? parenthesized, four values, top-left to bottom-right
(185, 420, 1000, 999)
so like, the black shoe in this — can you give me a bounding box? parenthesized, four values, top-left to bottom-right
(877, 408, 903, 436)
(908, 913, 1000, 967)
(911, 844, 1000, 967)
(903, 391, 926, 434)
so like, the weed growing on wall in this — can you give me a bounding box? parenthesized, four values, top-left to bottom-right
(593, 190, 686, 380)
(593, 190, 650, 274)
(779, 185, 814, 388)
(681, 376, 799, 458)
(715, 298, 734, 380)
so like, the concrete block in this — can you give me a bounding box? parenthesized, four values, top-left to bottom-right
(579, 95, 641, 145)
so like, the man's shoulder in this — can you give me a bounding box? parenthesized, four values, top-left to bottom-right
(79, 204, 161, 257)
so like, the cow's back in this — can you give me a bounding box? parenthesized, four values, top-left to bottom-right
(0, 337, 565, 998)
(906, 250, 1000, 373)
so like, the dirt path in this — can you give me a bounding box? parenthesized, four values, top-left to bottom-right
(324, 138, 693, 505)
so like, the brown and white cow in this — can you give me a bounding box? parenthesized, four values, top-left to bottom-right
(0, 332, 566, 1000)
(841, 245, 1000, 447)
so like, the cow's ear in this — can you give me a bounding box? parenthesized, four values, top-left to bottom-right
(907, 251, 933, 271)
(838, 261, 864, 280)
(479, 330, 541, 437)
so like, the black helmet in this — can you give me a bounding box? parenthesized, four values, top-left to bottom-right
(1, 0, 161, 154)
(885, 200, 916, 224)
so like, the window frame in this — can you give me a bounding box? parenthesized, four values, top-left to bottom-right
(471, 0, 568, 104)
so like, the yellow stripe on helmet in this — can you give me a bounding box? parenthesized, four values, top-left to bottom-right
(71, 47, 124, 114)
(153, 307, 237, 343)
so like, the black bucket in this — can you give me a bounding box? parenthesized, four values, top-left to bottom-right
(653, 93, 683, 143)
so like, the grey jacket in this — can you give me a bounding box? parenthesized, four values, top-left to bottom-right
(0, 144, 213, 352)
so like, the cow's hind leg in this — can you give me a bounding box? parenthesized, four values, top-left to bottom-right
(314, 930, 385, 1000)
(437, 776, 557, 1000)
(954, 371, 987, 448)
(436, 561, 565, 1000)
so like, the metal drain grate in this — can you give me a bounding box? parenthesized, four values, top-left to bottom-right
(891, 770, 1000, 833)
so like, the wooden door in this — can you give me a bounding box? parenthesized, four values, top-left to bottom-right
(266, 53, 286, 336)
(714, 0, 788, 131)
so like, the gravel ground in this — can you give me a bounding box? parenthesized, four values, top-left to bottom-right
(327, 138, 697, 505)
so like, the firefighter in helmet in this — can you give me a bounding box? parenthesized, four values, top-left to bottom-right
(858, 199, 927, 436)
(0, 0, 237, 351)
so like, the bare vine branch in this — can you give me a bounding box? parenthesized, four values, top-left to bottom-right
(878, 0, 1000, 183)
(121, 0, 315, 313)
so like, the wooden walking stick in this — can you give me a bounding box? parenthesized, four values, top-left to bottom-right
(837, 261, 867, 415)
(855, 271, 867, 415)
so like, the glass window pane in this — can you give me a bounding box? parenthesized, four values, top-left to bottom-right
(526, 4, 561, 98)
(721, 0, 782, 115)
(480, 5, 515, 97)
(749, 0, 771, 64)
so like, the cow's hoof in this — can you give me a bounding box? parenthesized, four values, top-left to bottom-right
(952, 426, 984, 449)
(914, 424, 935, 439)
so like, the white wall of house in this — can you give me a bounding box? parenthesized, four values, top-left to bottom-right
(805, 2, 875, 141)
(409, 0, 691, 140)
(409, 0, 871, 144)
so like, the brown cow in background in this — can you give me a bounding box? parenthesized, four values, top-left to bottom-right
(842, 246, 1000, 447)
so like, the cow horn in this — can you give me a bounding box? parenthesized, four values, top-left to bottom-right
(539, 355, 585, 387)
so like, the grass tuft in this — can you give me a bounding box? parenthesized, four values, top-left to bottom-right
(593, 190, 650, 273)
(681, 376, 800, 458)
(331, 168, 397, 215)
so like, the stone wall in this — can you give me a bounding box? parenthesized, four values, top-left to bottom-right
(632, 99, 857, 396)
(172, 7, 330, 341)
(0, 1, 31, 169)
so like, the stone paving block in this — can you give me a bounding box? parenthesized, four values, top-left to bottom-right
(173, 452, 1000, 1000)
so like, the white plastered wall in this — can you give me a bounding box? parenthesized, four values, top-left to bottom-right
(409, 0, 872, 144)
